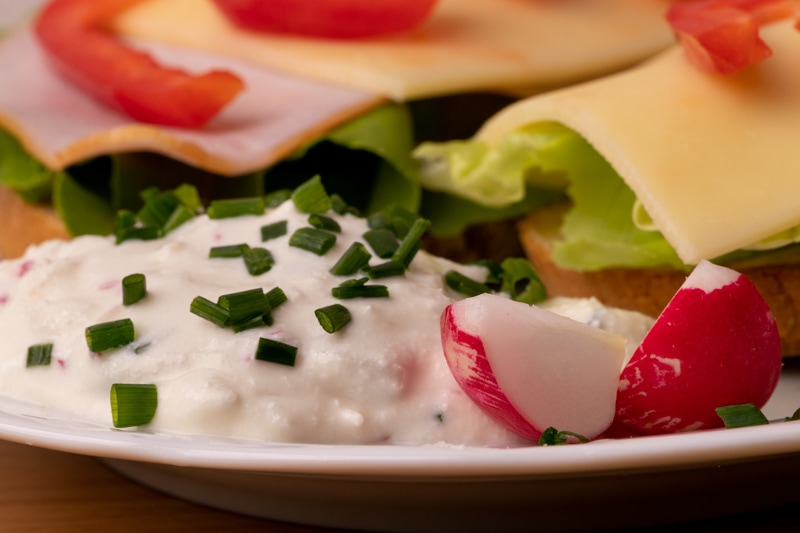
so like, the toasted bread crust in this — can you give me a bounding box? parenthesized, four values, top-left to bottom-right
(0, 185, 70, 259)
(518, 206, 800, 356)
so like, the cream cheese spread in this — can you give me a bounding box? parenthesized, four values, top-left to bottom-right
(0, 197, 653, 446)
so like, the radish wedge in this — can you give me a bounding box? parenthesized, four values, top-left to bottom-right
(616, 260, 782, 435)
(441, 293, 627, 442)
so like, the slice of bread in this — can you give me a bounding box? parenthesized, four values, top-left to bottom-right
(0, 185, 69, 259)
(518, 203, 800, 356)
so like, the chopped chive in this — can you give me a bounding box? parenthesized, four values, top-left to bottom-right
(330, 193, 359, 216)
(291, 175, 332, 214)
(315, 304, 352, 334)
(264, 189, 292, 208)
(365, 260, 406, 279)
(207, 197, 265, 219)
(231, 315, 269, 333)
(716, 404, 770, 428)
(122, 273, 147, 306)
(172, 183, 202, 212)
(444, 270, 490, 297)
(330, 242, 372, 276)
(86, 319, 135, 352)
(260, 220, 288, 241)
(265, 287, 288, 310)
(190, 296, 230, 328)
(382, 204, 419, 238)
(391, 218, 430, 267)
(289, 227, 337, 255)
(209, 243, 250, 258)
(243, 247, 275, 276)
(332, 278, 389, 299)
(367, 212, 388, 230)
(363, 228, 399, 259)
(137, 190, 179, 228)
(473, 259, 504, 287)
(26, 343, 53, 367)
(161, 203, 196, 234)
(110, 383, 158, 428)
(500, 258, 547, 304)
(218, 288, 270, 324)
(115, 225, 161, 244)
(255, 338, 297, 366)
(538, 427, 590, 446)
(114, 210, 137, 233)
(308, 214, 341, 233)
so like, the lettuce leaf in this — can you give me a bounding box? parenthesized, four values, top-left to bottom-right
(416, 121, 686, 270)
(0, 103, 421, 236)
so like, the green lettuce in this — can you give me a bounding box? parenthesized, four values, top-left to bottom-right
(0, 103, 421, 237)
(416, 121, 685, 271)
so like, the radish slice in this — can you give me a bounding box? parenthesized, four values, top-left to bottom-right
(441, 293, 627, 441)
(615, 260, 783, 435)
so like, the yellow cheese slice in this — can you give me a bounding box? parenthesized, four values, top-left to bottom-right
(476, 20, 800, 265)
(113, 0, 676, 100)
(0, 29, 382, 176)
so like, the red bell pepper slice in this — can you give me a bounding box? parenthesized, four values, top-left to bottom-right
(34, 0, 244, 128)
(666, 0, 799, 75)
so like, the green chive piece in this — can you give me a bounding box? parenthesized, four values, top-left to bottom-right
(537, 427, 590, 446)
(243, 247, 275, 276)
(115, 225, 161, 244)
(260, 220, 288, 241)
(218, 288, 270, 324)
(330, 242, 372, 276)
(209, 243, 250, 258)
(110, 383, 158, 428)
(114, 210, 137, 234)
(330, 193, 359, 216)
(265, 287, 288, 310)
(315, 304, 352, 334)
(264, 189, 292, 208)
(365, 260, 406, 279)
(716, 404, 770, 428)
(500, 257, 547, 304)
(161, 204, 196, 234)
(382, 204, 419, 238)
(391, 218, 431, 267)
(189, 296, 230, 328)
(231, 315, 269, 333)
(137, 190, 179, 228)
(291, 175, 332, 214)
(444, 270, 490, 297)
(473, 259, 505, 287)
(255, 338, 297, 366)
(86, 319, 135, 352)
(172, 183, 202, 212)
(308, 214, 341, 233)
(332, 278, 389, 299)
(363, 228, 399, 259)
(289, 227, 337, 255)
(26, 343, 53, 367)
(122, 273, 147, 306)
(207, 197, 265, 219)
(367, 212, 388, 230)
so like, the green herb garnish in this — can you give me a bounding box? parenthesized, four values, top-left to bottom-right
(330, 242, 372, 276)
(110, 383, 158, 428)
(26, 343, 53, 367)
(243, 247, 275, 276)
(315, 304, 352, 334)
(260, 220, 288, 241)
(289, 227, 337, 256)
(716, 404, 770, 428)
(207, 197, 265, 219)
(255, 338, 297, 366)
(86, 319, 135, 352)
(444, 270, 490, 297)
(209, 243, 250, 258)
(122, 273, 147, 306)
(291, 175, 332, 214)
(332, 278, 389, 299)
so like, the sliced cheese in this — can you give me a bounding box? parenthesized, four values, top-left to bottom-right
(113, 0, 675, 100)
(0, 29, 383, 176)
(476, 20, 800, 265)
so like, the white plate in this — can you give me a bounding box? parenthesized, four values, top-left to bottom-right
(0, 361, 799, 532)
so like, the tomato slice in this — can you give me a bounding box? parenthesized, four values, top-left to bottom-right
(34, 0, 244, 128)
(666, 0, 798, 75)
(210, 0, 440, 39)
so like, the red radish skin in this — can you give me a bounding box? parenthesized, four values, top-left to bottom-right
(441, 294, 628, 442)
(615, 260, 782, 435)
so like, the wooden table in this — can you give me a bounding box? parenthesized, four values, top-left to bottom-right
(0, 438, 798, 533)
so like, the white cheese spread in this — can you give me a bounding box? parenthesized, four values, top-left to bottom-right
(0, 198, 653, 446)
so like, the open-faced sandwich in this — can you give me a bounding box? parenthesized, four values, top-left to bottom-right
(0, 0, 674, 258)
